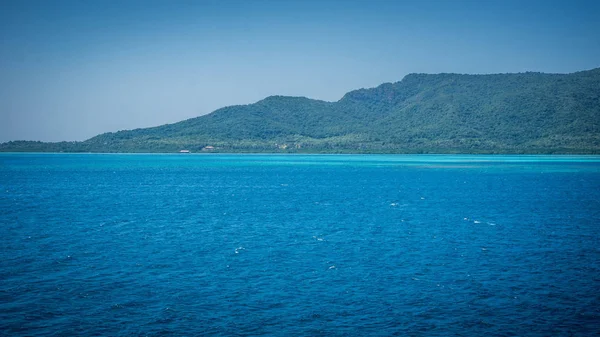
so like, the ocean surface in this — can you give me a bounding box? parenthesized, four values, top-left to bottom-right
(1, 153, 599, 336)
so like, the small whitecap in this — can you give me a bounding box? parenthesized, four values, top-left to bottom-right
(473, 220, 481, 224)
(329, 265, 336, 269)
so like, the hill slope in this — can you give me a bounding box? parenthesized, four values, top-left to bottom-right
(3, 68, 600, 153)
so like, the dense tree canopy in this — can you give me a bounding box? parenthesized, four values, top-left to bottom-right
(2, 68, 599, 153)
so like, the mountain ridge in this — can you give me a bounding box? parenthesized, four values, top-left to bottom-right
(2, 68, 599, 154)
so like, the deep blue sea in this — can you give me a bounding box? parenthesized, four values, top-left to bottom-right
(1, 154, 600, 336)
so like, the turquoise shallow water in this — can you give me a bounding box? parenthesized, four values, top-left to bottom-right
(1, 154, 599, 336)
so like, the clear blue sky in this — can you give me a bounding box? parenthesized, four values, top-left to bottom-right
(1, 0, 599, 142)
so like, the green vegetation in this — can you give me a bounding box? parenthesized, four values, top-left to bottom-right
(2, 69, 599, 153)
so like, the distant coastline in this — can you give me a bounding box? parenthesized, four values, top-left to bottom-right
(3, 68, 599, 155)
(1, 148, 599, 155)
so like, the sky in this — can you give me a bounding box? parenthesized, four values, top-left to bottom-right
(1, 0, 599, 142)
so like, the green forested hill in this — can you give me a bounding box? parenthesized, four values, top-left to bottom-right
(3, 68, 600, 153)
